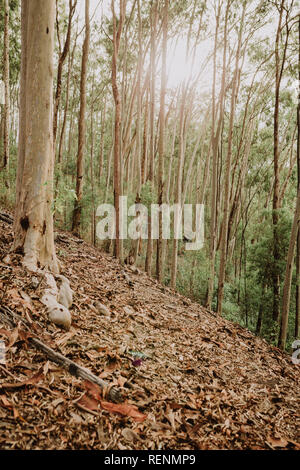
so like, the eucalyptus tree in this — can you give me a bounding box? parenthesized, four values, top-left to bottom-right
(3, 0, 10, 174)
(13, 0, 59, 273)
(72, 0, 90, 236)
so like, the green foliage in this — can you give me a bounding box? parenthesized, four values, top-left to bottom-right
(140, 181, 155, 210)
(2, 0, 299, 355)
(0, 0, 21, 85)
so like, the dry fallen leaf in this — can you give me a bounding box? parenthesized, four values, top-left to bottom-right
(266, 435, 289, 448)
(100, 401, 147, 423)
(70, 411, 84, 424)
(77, 394, 100, 411)
(121, 428, 141, 442)
(117, 376, 127, 387)
(55, 331, 75, 347)
(0, 371, 44, 389)
(7, 288, 35, 313)
(0, 394, 12, 408)
(19, 290, 35, 312)
(7, 326, 20, 349)
(83, 380, 102, 401)
(286, 439, 300, 450)
(0, 328, 10, 338)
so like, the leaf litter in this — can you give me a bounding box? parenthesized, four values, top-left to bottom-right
(0, 216, 299, 450)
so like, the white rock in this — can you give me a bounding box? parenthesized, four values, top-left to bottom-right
(57, 276, 73, 309)
(2, 255, 11, 264)
(42, 274, 72, 330)
(95, 302, 110, 316)
(48, 304, 71, 330)
(124, 305, 134, 315)
(44, 273, 58, 296)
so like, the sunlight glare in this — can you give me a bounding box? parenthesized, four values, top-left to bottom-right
(166, 37, 213, 92)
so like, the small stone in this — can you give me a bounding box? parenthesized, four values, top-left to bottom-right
(58, 276, 73, 309)
(2, 255, 11, 264)
(48, 304, 71, 330)
(122, 428, 140, 443)
(129, 266, 140, 275)
(95, 302, 110, 316)
(31, 277, 40, 289)
(124, 305, 134, 315)
(70, 412, 83, 425)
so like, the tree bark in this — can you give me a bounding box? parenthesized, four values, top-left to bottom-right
(53, 0, 76, 147)
(272, 0, 289, 323)
(256, 284, 266, 336)
(217, 1, 246, 315)
(72, 0, 90, 236)
(3, 0, 10, 173)
(156, 0, 168, 283)
(295, 15, 300, 341)
(279, 188, 300, 349)
(13, 0, 58, 273)
(145, 0, 158, 276)
(111, 0, 126, 260)
(206, 0, 224, 309)
(170, 87, 186, 289)
(98, 98, 106, 180)
(57, 39, 73, 166)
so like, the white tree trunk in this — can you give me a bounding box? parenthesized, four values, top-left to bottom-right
(3, 0, 10, 173)
(13, 0, 58, 273)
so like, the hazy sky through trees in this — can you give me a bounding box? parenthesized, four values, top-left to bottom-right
(72, 0, 299, 99)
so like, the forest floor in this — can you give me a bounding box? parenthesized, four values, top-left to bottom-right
(0, 210, 299, 450)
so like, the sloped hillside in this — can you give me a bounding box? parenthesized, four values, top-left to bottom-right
(0, 213, 299, 450)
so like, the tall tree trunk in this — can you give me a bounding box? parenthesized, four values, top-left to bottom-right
(272, 0, 289, 323)
(295, 15, 300, 341)
(13, 0, 58, 273)
(90, 76, 96, 246)
(54, 37, 74, 216)
(156, 0, 168, 282)
(3, 0, 10, 174)
(53, 0, 76, 147)
(57, 41, 73, 165)
(98, 98, 106, 180)
(217, 1, 246, 315)
(111, 0, 126, 260)
(134, 0, 143, 194)
(170, 87, 186, 289)
(165, 119, 177, 204)
(256, 284, 266, 336)
(145, 0, 158, 276)
(206, 0, 224, 309)
(72, 0, 90, 236)
(279, 188, 300, 350)
(141, 89, 149, 185)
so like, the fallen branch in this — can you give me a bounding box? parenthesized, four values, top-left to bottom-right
(0, 211, 13, 225)
(55, 233, 84, 245)
(0, 305, 122, 403)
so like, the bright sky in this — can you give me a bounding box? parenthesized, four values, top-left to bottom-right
(76, 0, 214, 91)
(75, 0, 299, 93)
